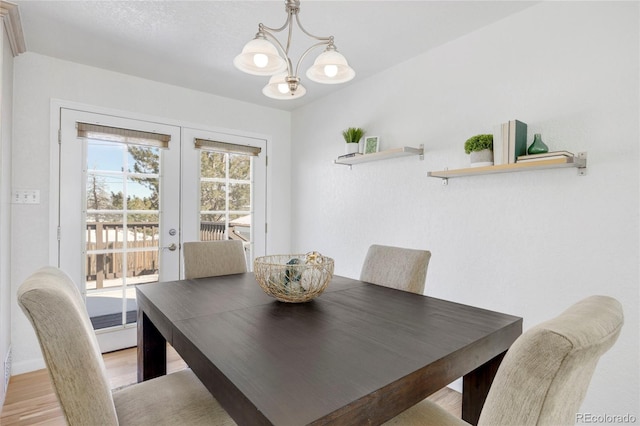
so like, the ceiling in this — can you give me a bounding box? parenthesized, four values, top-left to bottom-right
(13, 1, 537, 111)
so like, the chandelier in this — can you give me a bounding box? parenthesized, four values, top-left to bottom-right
(233, 0, 355, 100)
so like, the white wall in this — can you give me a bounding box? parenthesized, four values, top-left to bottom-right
(0, 13, 14, 407)
(10, 52, 292, 372)
(291, 1, 638, 418)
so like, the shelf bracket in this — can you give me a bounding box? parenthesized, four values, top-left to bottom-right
(333, 160, 353, 170)
(441, 167, 449, 185)
(419, 144, 424, 161)
(576, 152, 587, 176)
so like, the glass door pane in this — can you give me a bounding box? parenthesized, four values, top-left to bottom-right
(200, 151, 253, 267)
(85, 140, 161, 329)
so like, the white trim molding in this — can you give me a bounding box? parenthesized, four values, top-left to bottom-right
(0, 1, 26, 57)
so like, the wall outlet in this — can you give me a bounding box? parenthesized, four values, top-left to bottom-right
(4, 347, 11, 392)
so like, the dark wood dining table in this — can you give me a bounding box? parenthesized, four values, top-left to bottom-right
(136, 273, 521, 426)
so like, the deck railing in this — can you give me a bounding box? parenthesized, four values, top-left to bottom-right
(85, 222, 159, 288)
(86, 221, 237, 288)
(200, 222, 226, 241)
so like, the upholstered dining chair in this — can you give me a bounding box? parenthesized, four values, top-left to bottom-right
(384, 295, 624, 426)
(360, 244, 432, 294)
(183, 240, 247, 279)
(17, 266, 237, 426)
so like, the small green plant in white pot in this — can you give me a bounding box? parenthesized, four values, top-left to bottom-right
(342, 127, 364, 154)
(464, 134, 493, 167)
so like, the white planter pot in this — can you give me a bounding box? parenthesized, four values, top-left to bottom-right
(470, 149, 493, 167)
(346, 143, 359, 154)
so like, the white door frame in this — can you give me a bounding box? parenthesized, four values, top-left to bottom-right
(49, 100, 271, 352)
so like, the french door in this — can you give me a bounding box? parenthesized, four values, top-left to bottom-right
(59, 108, 181, 351)
(57, 108, 268, 352)
(181, 127, 267, 268)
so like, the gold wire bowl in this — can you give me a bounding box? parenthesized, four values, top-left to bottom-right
(254, 252, 334, 303)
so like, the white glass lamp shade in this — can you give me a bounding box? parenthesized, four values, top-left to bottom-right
(233, 38, 287, 76)
(306, 49, 355, 84)
(262, 73, 307, 100)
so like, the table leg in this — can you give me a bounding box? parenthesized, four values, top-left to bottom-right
(462, 350, 506, 425)
(137, 309, 166, 382)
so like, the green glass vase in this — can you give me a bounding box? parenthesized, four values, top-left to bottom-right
(527, 133, 549, 155)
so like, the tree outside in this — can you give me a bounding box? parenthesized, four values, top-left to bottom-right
(86, 143, 251, 235)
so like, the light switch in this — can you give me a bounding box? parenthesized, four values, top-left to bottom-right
(12, 189, 40, 204)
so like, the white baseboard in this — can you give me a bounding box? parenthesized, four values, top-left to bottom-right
(12, 357, 46, 375)
(448, 378, 463, 393)
(96, 327, 137, 353)
(3, 346, 11, 392)
(11, 326, 137, 375)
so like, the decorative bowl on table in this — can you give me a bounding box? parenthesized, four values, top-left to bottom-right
(254, 252, 334, 303)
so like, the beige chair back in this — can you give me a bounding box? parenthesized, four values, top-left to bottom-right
(360, 244, 431, 294)
(479, 295, 624, 426)
(183, 240, 248, 279)
(17, 267, 119, 425)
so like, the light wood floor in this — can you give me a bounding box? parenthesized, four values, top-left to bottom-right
(1, 345, 461, 425)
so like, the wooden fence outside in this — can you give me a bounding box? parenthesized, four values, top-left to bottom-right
(85, 222, 159, 288)
(86, 221, 238, 288)
(200, 222, 226, 241)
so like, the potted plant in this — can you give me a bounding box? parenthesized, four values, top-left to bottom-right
(464, 134, 493, 167)
(342, 127, 364, 154)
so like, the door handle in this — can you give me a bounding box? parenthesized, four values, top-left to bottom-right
(162, 243, 178, 251)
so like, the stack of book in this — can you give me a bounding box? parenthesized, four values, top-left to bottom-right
(517, 151, 574, 163)
(493, 119, 527, 165)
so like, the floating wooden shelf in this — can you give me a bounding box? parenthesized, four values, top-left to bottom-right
(334, 145, 424, 167)
(428, 152, 587, 182)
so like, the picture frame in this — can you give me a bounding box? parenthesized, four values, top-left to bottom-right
(363, 136, 379, 154)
